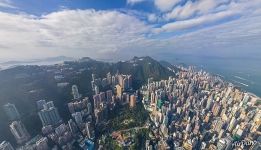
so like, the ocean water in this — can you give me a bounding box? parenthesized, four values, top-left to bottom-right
(157, 54, 261, 97)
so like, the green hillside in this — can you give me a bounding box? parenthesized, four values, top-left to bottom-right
(0, 56, 177, 144)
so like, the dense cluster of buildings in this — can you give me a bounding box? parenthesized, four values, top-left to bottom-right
(1, 65, 260, 150)
(1, 103, 52, 150)
(0, 71, 137, 150)
(1, 89, 95, 150)
(2, 103, 30, 146)
(141, 67, 261, 150)
(90, 72, 136, 125)
(91, 72, 132, 94)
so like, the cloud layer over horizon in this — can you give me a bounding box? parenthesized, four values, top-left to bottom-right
(0, 0, 261, 61)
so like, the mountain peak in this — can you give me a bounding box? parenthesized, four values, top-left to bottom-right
(131, 56, 154, 62)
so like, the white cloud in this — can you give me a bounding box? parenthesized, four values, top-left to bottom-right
(0, 0, 15, 8)
(163, 0, 261, 21)
(148, 13, 157, 22)
(154, 10, 238, 33)
(0, 9, 154, 59)
(164, 0, 230, 21)
(154, 0, 261, 33)
(0, 0, 261, 60)
(127, 0, 146, 5)
(162, 13, 261, 57)
(154, 0, 180, 12)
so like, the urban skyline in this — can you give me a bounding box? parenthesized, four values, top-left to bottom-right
(0, 0, 260, 149)
(0, 58, 260, 149)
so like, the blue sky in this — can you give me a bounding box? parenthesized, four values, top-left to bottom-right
(0, 0, 261, 60)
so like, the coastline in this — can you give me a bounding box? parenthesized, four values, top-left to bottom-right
(192, 65, 261, 98)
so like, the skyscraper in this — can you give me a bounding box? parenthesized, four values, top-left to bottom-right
(214, 118, 224, 132)
(118, 75, 124, 87)
(127, 75, 132, 89)
(72, 85, 80, 99)
(93, 94, 101, 110)
(101, 78, 107, 87)
(112, 76, 116, 86)
(242, 93, 250, 105)
(99, 92, 106, 103)
(228, 117, 237, 132)
(217, 136, 233, 150)
(151, 93, 156, 104)
(0, 141, 14, 150)
(130, 95, 136, 108)
(67, 102, 75, 114)
(94, 109, 102, 124)
(9, 121, 30, 144)
(35, 137, 49, 150)
(116, 85, 122, 98)
(72, 112, 83, 126)
(206, 98, 213, 110)
(212, 102, 221, 116)
(91, 73, 96, 81)
(123, 78, 128, 90)
(87, 102, 92, 115)
(86, 122, 94, 139)
(3, 103, 20, 121)
(122, 93, 128, 104)
(68, 119, 78, 135)
(94, 85, 99, 95)
(106, 90, 113, 103)
(217, 139, 226, 150)
(38, 101, 62, 126)
(36, 100, 47, 110)
(106, 72, 112, 85)
(148, 78, 153, 90)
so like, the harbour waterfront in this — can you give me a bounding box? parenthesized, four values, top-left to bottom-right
(156, 54, 261, 97)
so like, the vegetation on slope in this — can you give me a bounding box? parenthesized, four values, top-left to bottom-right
(0, 56, 176, 144)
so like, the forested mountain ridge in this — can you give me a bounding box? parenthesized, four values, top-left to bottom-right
(0, 56, 178, 144)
